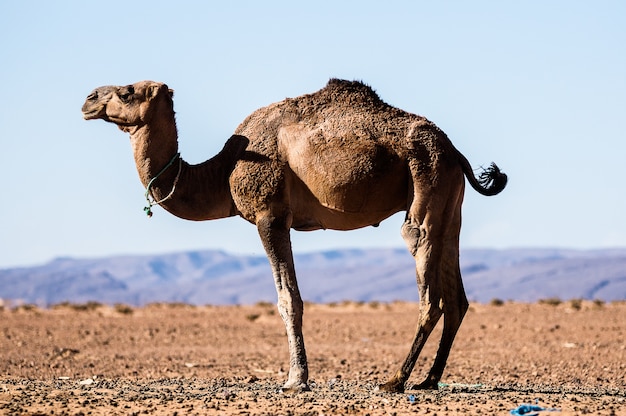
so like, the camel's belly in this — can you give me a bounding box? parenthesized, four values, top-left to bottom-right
(290, 202, 402, 231)
(279, 124, 408, 214)
(285, 158, 408, 231)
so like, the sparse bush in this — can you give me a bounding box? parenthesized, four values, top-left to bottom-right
(14, 304, 39, 312)
(76, 301, 103, 311)
(246, 313, 261, 322)
(490, 298, 505, 306)
(52, 301, 102, 311)
(167, 302, 195, 308)
(593, 299, 605, 308)
(569, 298, 583, 311)
(539, 297, 562, 306)
(337, 300, 363, 307)
(114, 303, 134, 315)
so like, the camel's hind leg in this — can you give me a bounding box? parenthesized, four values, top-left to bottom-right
(412, 236, 469, 390)
(378, 212, 444, 393)
(379, 169, 466, 393)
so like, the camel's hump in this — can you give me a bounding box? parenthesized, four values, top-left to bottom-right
(321, 79, 386, 106)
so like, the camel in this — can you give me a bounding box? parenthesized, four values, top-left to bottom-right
(81, 79, 507, 393)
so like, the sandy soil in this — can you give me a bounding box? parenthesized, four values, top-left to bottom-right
(1, 300, 625, 415)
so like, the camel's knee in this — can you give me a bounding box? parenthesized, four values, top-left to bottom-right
(277, 290, 303, 321)
(440, 298, 467, 333)
(418, 297, 443, 331)
(459, 296, 469, 317)
(441, 271, 469, 322)
(444, 288, 468, 316)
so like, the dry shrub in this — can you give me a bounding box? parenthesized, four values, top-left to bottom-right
(13, 304, 39, 312)
(51, 301, 72, 309)
(334, 300, 357, 307)
(168, 302, 195, 309)
(246, 313, 261, 322)
(539, 297, 562, 306)
(114, 303, 134, 315)
(490, 298, 505, 306)
(56, 301, 103, 312)
(569, 298, 583, 311)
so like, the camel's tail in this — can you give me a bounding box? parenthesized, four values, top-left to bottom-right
(460, 155, 508, 196)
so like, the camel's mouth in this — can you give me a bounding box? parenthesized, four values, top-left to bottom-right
(82, 86, 116, 121)
(82, 99, 107, 120)
(82, 108, 104, 120)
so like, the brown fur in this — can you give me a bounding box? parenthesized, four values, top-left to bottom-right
(82, 79, 507, 392)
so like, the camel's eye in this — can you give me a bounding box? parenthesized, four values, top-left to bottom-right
(119, 86, 135, 102)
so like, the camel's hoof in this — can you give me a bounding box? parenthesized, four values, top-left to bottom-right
(377, 380, 405, 393)
(281, 382, 310, 393)
(410, 379, 439, 390)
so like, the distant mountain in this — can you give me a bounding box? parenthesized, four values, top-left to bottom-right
(1, 248, 625, 306)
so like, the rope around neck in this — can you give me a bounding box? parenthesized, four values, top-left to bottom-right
(143, 153, 182, 217)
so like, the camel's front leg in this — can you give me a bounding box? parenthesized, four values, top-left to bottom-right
(257, 213, 309, 392)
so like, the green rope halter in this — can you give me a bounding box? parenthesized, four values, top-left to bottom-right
(144, 152, 181, 217)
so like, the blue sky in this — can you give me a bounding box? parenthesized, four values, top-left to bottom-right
(0, 1, 624, 268)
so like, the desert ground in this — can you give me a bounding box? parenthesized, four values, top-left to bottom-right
(1, 300, 624, 415)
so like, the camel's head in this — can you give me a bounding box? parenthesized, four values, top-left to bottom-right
(82, 81, 174, 130)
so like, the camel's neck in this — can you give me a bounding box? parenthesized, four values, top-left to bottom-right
(128, 118, 240, 221)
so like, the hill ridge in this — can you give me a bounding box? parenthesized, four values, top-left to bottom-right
(1, 248, 625, 306)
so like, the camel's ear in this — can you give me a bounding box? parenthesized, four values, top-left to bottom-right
(146, 84, 174, 101)
(147, 84, 161, 101)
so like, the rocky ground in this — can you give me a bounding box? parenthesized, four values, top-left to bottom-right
(1, 300, 625, 415)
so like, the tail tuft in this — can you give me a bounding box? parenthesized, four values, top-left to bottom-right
(476, 163, 507, 196)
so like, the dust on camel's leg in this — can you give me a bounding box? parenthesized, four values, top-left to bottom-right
(257, 211, 309, 392)
(378, 205, 445, 393)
